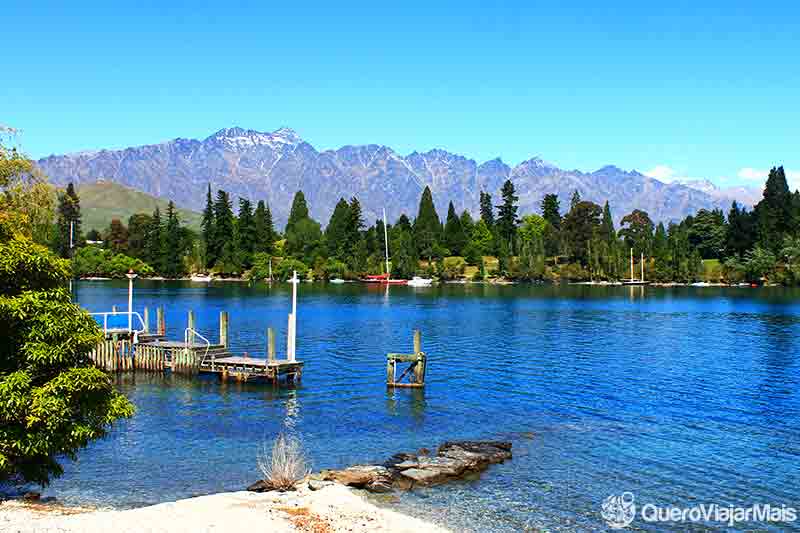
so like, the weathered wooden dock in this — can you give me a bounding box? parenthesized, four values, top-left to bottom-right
(89, 308, 303, 385)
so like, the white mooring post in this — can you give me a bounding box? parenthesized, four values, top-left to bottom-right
(287, 270, 299, 362)
(126, 269, 137, 333)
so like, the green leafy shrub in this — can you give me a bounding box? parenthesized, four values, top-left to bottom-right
(72, 245, 154, 278)
(0, 224, 134, 486)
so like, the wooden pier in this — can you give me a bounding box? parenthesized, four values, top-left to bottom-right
(386, 330, 427, 388)
(89, 309, 303, 385)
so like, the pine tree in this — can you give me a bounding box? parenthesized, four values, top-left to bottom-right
(213, 190, 238, 272)
(541, 194, 561, 229)
(286, 191, 310, 236)
(726, 201, 756, 258)
(570, 190, 582, 211)
(236, 198, 256, 268)
(254, 200, 275, 255)
(479, 191, 495, 228)
(443, 201, 466, 256)
(201, 184, 215, 269)
(756, 166, 792, 252)
(495, 180, 519, 253)
(600, 201, 615, 243)
(145, 207, 163, 272)
(127, 213, 152, 259)
(413, 186, 442, 260)
(104, 219, 129, 254)
(347, 197, 364, 256)
(54, 183, 83, 258)
(325, 198, 351, 259)
(162, 201, 183, 277)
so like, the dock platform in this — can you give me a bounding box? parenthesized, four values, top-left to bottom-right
(200, 355, 304, 383)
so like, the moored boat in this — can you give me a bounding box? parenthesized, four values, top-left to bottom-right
(407, 276, 433, 287)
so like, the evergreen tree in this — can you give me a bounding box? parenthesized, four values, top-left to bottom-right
(162, 201, 183, 277)
(443, 202, 466, 255)
(570, 189, 582, 211)
(127, 213, 152, 259)
(756, 166, 792, 252)
(460, 210, 474, 238)
(346, 196, 364, 256)
(145, 207, 163, 272)
(104, 219, 129, 254)
(285, 191, 310, 236)
(689, 208, 727, 259)
(236, 198, 256, 268)
(54, 183, 82, 258)
(541, 194, 561, 229)
(479, 191, 495, 229)
(413, 186, 442, 260)
(201, 184, 215, 268)
(600, 201, 615, 243)
(726, 201, 756, 258)
(562, 201, 602, 264)
(495, 180, 519, 253)
(253, 200, 275, 255)
(213, 190, 238, 272)
(325, 198, 351, 259)
(541, 194, 562, 258)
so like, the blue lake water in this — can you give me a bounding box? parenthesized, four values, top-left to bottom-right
(46, 281, 800, 531)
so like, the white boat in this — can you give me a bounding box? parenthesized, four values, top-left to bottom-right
(407, 276, 433, 287)
(330, 278, 346, 284)
(190, 274, 213, 282)
(691, 282, 711, 287)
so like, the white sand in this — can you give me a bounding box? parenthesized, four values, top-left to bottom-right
(0, 483, 449, 533)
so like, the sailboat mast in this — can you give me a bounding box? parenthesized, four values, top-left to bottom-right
(641, 252, 644, 282)
(630, 248, 634, 280)
(383, 208, 390, 276)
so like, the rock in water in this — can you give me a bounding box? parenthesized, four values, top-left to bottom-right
(321, 440, 513, 493)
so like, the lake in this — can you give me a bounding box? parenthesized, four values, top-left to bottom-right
(47, 281, 800, 531)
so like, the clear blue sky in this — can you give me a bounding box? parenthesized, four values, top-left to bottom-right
(3, 1, 799, 187)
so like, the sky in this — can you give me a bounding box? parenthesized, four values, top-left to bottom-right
(3, 1, 799, 189)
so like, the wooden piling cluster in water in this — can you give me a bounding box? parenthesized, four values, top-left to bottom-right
(386, 330, 427, 388)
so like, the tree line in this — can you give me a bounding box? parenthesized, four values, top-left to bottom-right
(50, 167, 800, 284)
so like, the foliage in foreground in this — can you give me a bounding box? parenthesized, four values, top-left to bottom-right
(257, 432, 310, 491)
(0, 219, 134, 486)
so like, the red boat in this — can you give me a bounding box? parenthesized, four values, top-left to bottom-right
(362, 273, 408, 285)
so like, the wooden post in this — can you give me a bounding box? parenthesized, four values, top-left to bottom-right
(143, 307, 150, 333)
(386, 357, 395, 384)
(112, 305, 117, 313)
(157, 306, 165, 335)
(187, 310, 196, 346)
(413, 330, 424, 385)
(267, 327, 275, 362)
(219, 311, 229, 348)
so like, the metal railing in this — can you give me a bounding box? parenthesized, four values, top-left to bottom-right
(184, 327, 211, 367)
(90, 311, 146, 341)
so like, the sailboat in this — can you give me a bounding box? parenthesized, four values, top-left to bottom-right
(622, 248, 650, 286)
(362, 209, 409, 285)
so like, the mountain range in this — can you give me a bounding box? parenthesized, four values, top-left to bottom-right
(37, 127, 751, 228)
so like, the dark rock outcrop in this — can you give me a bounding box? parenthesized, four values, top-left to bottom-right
(321, 440, 512, 492)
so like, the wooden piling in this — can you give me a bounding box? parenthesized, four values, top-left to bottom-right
(187, 310, 196, 345)
(413, 330, 425, 384)
(112, 305, 117, 313)
(143, 307, 150, 333)
(220, 311, 229, 347)
(157, 306, 166, 335)
(267, 327, 275, 363)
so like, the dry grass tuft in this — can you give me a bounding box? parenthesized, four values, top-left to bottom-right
(257, 432, 311, 491)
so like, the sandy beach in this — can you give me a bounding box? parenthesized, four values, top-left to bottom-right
(0, 483, 449, 533)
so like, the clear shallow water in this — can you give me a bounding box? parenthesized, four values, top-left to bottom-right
(45, 282, 800, 531)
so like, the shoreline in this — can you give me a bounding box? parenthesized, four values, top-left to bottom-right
(0, 483, 449, 533)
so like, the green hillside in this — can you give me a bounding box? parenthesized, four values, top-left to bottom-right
(76, 181, 203, 233)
